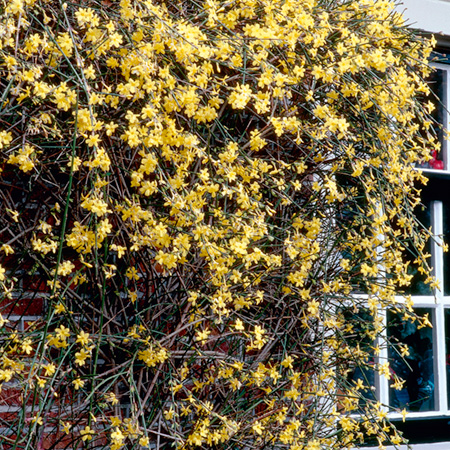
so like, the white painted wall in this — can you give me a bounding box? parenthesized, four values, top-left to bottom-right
(400, 0, 450, 37)
(360, 443, 450, 450)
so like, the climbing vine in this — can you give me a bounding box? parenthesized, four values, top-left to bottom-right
(0, 0, 438, 448)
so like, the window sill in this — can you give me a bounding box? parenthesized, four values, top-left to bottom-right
(359, 442, 450, 450)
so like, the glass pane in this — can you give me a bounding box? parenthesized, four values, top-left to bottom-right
(418, 68, 446, 170)
(445, 309, 450, 407)
(345, 308, 376, 408)
(418, 177, 450, 295)
(351, 362, 376, 409)
(405, 201, 432, 296)
(388, 308, 435, 412)
(429, 68, 446, 170)
(444, 202, 450, 295)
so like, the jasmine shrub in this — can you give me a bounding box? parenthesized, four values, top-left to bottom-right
(0, 0, 438, 449)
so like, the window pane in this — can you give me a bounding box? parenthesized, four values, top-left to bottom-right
(429, 68, 446, 170)
(345, 308, 376, 408)
(444, 202, 450, 295)
(417, 176, 450, 295)
(417, 68, 446, 170)
(445, 309, 450, 408)
(388, 308, 435, 412)
(405, 200, 432, 296)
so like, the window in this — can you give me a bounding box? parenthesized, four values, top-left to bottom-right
(373, 60, 450, 444)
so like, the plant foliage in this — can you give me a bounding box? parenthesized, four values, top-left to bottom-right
(0, 0, 438, 448)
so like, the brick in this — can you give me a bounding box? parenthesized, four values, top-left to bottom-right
(1, 298, 45, 316)
(0, 387, 23, 407)
(21, 275, 49, 293)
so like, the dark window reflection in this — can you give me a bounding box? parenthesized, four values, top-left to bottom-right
(417, 68, 446, 170)
(388, 308, 435, 412)
(344, 308, 377, 408)
(444, 203, 450, 295)
(444, 309, 450, 407)
(428, 68, 446, 170)
(417, 176, 450, 295)
(405, 201, 432, 296)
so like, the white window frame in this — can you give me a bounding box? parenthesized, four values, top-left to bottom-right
(378, 62, 450, 418)
(359, 61, 450, 448)
(419, 62, 450, 174)
(377, 201, 448, 418)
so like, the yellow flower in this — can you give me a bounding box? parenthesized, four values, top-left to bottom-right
(229, 84, 252, 109)
(111, 244, 126, 258)
(307, 300, 320, 317)
(75, 348, 90, 366)
(36, 377, 46, 388)
(31, 415, 43, 425)
(106, 392, 119, 405)
(0, 130, 13, 148)
(80, 425, 94, 441)
(81, 194, 110, 216)
(61, 421, 71, 434)
(110, 416, 121, 426)
(73, 378, 85, 390)
(44, 363, 56, 377)
(55, 325, 70, 340)
(126, 267, 140, 281)
(76, 330, 90, 346)
(163, 407, 175, 420)
(21, 338, 33, 355)
(281, 355, 296, 369)
(54, 303, 65, 314)
(252, 421, 264, 435)
(1, 244, 14, 255)
(195, 328, 210, 344)
(234, 319, 244, 331)
(306, 439, 321, 450)
(84, 65, 96, 80)
(111, 427, 124, 444)
(7, 209, 19, 222)
(58, 261, 75, 276)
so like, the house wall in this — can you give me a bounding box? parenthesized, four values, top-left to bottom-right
(400, 0, 450, 37)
